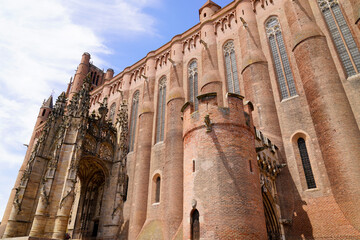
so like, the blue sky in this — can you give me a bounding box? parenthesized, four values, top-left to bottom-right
(0, 0, 233, 221)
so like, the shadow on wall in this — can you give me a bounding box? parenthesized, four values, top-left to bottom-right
(275, 150, 314, 239)
(209, 128, 314, 239)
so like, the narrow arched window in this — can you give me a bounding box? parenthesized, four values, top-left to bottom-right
(191, 209, 200, 240)
(109, 103, 116, 123)
(129, 91, 139, 152)
(266, 17, 297, 100)
(188, 60, 199, 110)
(298, 138, 316, 189)
(223, 41, 240, 94)
(156, 77, 166, 143)
(318, 0, 360, 77)
(155, 176, 161, 203)
(42, 109, 46, 116)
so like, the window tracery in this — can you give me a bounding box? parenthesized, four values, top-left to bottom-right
(318, 0, 360, 77)
(156, 77, 166, 143)
(223, 41, 240, 94)
(188, 60, 199, 110)
(266, 17, 297, 100)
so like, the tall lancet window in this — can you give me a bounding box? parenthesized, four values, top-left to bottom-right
(223, 41, 240, 94)
(318, 0, 360, 77)
(129, 91, 139, 152)
(188, 60, 199, 110)
(298, 138, 317, 189)
(156, 77, 166, 143)
(266, 17, 297, 100)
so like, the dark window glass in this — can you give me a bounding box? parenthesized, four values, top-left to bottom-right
(155, 176, 161, 203)
(298, 138, 316, 189)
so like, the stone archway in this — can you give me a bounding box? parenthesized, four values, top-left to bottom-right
(73, 157, 107, 239)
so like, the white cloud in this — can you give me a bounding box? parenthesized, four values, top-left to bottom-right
(0, 0, 159, 220)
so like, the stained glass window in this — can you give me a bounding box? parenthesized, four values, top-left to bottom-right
(266, 17, 297, 100)
(224, 41, 240, 94)
(189, 60, 199, 110)
(318, 0, 360, 77)
(156, 77, 166, 143)
(129, 91, 139, 152)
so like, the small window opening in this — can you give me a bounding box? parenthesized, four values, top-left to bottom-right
(42, 109, 46, 116)
(242, 10, 244, 15)
(191, 209, 200, 240)
(204, 13, 206, 17)
(205, 32, 206, 37)
(173, 50, 176, 55)
(266, 0, 268, 6)
(249, 160, 253, 172)
(155, 176, 161, 203)
(193, 160, 196, 172)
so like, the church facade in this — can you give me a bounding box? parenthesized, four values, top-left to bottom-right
(1, 0, 360, 239)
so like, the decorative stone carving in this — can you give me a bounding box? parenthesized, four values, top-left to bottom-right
(318, 0, 338, 12)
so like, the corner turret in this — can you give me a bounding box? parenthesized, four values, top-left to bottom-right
(36, 95, 53, 127)
(104, 68, 114, 82)
(199, 0, 221, 22)
(69, 52, 91, 100)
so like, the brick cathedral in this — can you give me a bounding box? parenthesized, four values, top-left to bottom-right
(1, 0, 360, 239)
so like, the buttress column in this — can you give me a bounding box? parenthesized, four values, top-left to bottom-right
(237, 0, 282, 146)
(162, 39, 184, 239)
(284, 0, 360, 231)
(199, 18, 223, 104)
(128, 57, 155, 239)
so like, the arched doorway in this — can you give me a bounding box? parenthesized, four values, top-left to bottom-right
(73, 157, 107, 239)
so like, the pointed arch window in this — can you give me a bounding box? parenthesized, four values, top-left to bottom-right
(129, 91, 139, 152)
(318, 0, 360, 77)
(109, 103, 116, 123)
(266, 17, 297, 100)
(156, 77, 166, 143)
(224, 41, 240, 94)
(298, 138, 316, 189)
(188, 60, 199, 110)
(191, 209, 200, 240)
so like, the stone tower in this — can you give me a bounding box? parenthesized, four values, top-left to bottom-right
(182, 92, 266, 239)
